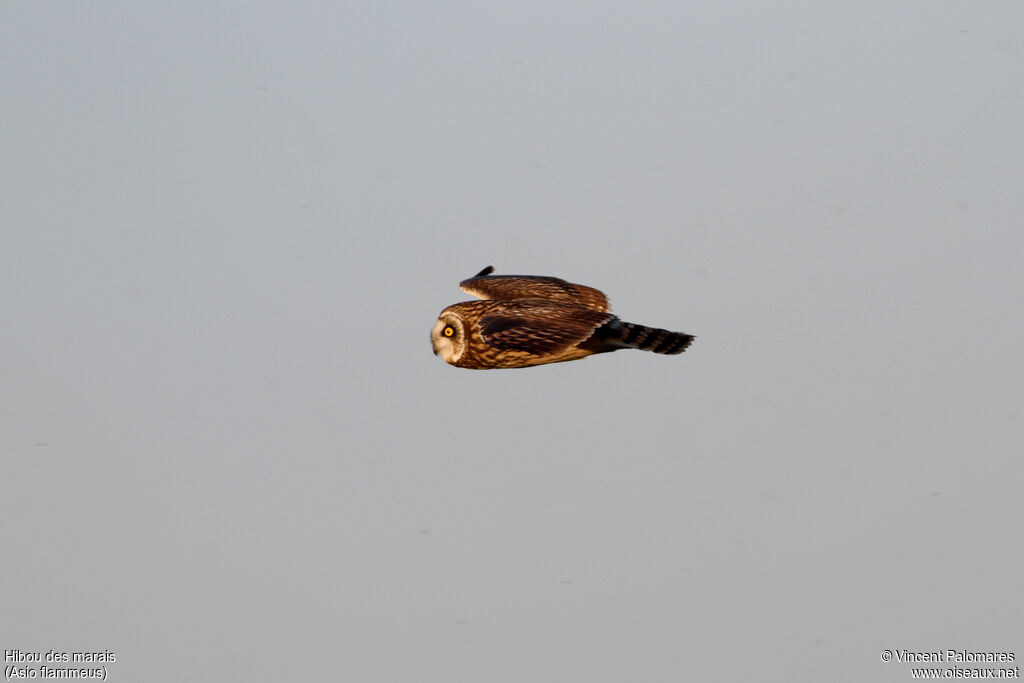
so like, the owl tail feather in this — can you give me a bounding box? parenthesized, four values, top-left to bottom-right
(614, 321, 695, 355)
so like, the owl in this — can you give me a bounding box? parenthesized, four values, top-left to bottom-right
(431, 266, 695, 369)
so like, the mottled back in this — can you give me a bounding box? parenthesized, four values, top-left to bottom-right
(459, 266, 611, 313)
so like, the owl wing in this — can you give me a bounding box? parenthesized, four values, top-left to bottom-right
(459, 267, 611, 312)
(477, 300, 613, 355)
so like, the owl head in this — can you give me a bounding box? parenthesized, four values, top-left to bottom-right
(431, 308, 467, 364)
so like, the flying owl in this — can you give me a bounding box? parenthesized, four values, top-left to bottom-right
(431, 266, 695, 369)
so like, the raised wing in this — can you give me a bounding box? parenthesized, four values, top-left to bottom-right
(477, 300, 613, 354)
(460, 266, 610, 312)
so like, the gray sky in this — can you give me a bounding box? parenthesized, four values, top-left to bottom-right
(2, 2, 1022, 681)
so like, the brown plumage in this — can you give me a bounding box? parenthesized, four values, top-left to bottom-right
(431, 266, 695, 369)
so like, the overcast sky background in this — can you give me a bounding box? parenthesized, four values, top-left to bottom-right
(2, 3, 1022, 682)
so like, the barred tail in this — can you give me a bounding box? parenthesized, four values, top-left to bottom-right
(617, 321, 695, 355)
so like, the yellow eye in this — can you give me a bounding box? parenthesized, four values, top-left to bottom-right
(443, 326, 455, 337)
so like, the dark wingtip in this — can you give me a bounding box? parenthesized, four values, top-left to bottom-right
(473, 265, 495, 277)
